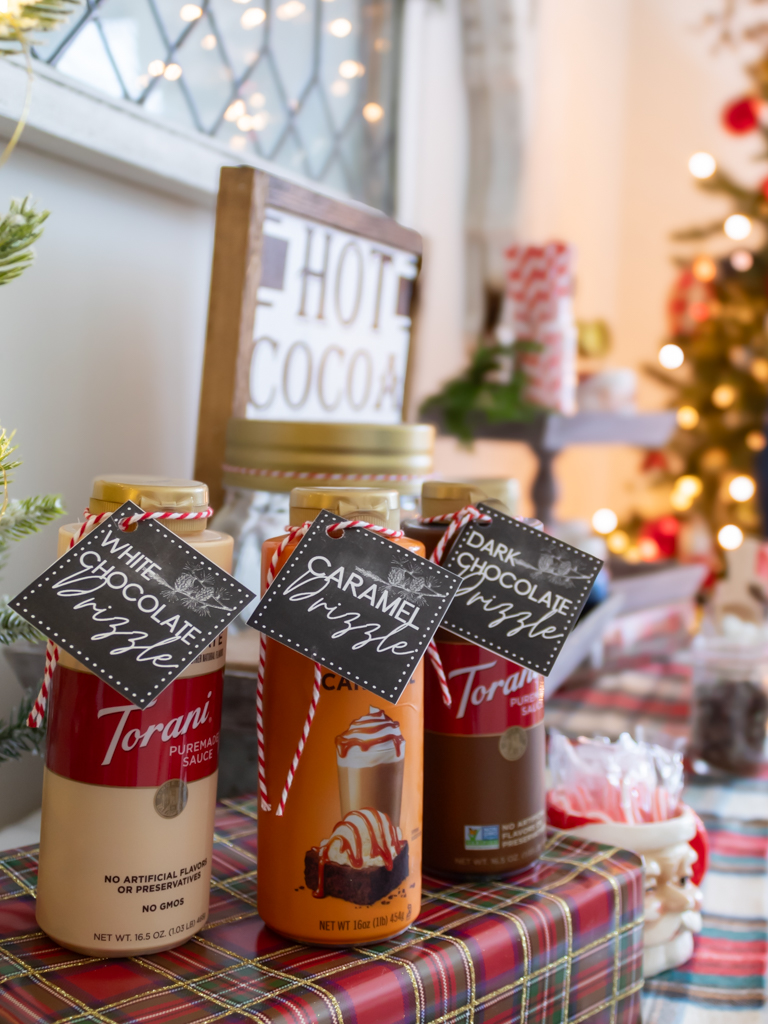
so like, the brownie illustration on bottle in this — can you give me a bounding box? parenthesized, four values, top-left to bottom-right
(305, 707, 409, 903)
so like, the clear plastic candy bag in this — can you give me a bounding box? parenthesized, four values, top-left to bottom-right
(547, 731, 684, 826)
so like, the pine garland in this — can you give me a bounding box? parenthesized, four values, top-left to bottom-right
(0, 495, 64, 645)
(0, 0, 81, 53)
(0, 690, 45, 763)
(0, 427, 21, 483)
(0, 599, 42, 645)
(0, 425, 63, 757)
(0, 198, 48, 287)
(420, 342, 542, 443)
(0, 494, 64, 576)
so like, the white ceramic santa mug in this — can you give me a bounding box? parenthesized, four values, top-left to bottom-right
(563, 807, 708, 977)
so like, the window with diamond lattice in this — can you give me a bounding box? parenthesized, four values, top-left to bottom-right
(34, 0, 400, 213)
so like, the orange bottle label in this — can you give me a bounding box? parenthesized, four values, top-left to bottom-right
(257, 534, 424, 945)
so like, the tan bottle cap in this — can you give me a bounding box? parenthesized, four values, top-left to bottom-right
(420, 481, 498, 518)
(224, 419, 434, 495)
(290, 486, 401, 529)
(89, 475, 209, 534)
(460, 478, 520, 516)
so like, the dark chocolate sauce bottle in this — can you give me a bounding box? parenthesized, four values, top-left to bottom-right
(404, 481, 546, 878)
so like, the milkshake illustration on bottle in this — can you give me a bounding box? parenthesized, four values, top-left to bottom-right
(305, 707, 408, 905)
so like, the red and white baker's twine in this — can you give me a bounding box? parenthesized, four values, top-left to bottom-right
(418, 506, 493, 706)
(222, 465, 423, 484)
(26, 506, 214, 729)
(257, 517, 411, 816)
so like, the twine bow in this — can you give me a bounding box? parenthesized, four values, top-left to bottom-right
(26, 506, 215, 728)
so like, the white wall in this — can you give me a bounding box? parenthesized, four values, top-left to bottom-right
(0, 146, 214, 824)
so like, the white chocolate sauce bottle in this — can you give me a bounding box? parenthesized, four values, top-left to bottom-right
(35, 476, 233, 957)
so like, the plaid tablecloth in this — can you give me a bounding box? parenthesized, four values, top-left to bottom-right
(547, 660, 768, 1023)
(0, 798, 643, 1024)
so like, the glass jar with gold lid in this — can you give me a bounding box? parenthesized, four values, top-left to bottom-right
(213, 419, 434, 627)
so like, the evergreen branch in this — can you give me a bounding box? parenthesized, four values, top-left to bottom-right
(0, 198, 48, 287)
(698, 170, 759, 204)
(0, 598, 43, 645)
(0, 494, 64, 574)
(0, 428, 20, 483)
(671, 219, 735, 242)
(421, 341, 542, 443)
(0, 1, 81, 52)
(0, 495, 64, 545)
(643, 364, 685, 390)
(0, 689, 45, 763)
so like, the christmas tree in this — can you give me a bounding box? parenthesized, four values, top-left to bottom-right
(610, 47, 768, 565)
(0, 3, 79, 760)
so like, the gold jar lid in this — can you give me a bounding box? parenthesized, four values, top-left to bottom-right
(90, 475, 209, 534)
(421, 479, 517, 518)
(289, 486, 400, 529)
(224, 419, 434, 495)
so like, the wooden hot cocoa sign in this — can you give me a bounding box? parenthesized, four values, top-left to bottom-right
(195, 168, 422, 508)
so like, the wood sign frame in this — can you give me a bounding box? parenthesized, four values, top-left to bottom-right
(194, 166, 423, 510)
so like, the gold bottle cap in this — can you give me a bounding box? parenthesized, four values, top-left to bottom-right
(89, 475, 209, 534)
(420, 479, 518, 518)
(289, 486, 401, 529)
(224, 419, 434, 495)
(459, 478, 519, 516)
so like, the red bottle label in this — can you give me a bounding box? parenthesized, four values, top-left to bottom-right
(425, 642, 544, 736)
(46, 666, 223, 787)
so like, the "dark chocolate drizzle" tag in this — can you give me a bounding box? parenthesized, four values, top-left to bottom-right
(9, 501, 255, 707)
(248, 510, 461, 704)
(438, 503, 603, 676)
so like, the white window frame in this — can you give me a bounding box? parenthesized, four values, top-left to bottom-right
(0, 54, 381, 210)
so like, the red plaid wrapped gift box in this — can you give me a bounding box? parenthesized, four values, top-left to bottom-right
(0, 797, 643, 1024)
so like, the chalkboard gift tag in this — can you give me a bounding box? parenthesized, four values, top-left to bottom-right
(439, 503, 603, 677)
(248, 509, 461, 703)
(9, 501, 255, 707)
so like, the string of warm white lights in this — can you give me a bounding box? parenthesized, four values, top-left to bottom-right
(139, 2, 386, 131)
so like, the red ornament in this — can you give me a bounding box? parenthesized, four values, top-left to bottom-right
(667, 267, 715, 337)
(639, 516, 680, 560)
(642, 450, 668, 472)
(761, 176, 768, 201)
(722, 96, 760, 133)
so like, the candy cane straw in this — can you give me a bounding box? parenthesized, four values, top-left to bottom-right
(26, 506, 214, 728)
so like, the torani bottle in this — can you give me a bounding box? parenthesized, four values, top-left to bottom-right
(257, 487, 424, 944)
(36, 477, 233, 956)
(404, 481, 546, 878)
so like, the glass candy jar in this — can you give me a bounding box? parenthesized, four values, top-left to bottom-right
(689, 633, 768, 774)
(213, 419, 434, 628)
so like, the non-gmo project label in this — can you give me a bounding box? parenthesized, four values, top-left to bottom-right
(464, 825, 499, 850)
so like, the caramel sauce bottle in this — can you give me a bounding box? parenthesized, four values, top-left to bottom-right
(257, 487, 425, 945)
(404, 481, 546, 878)
(36, 477, 233, 956)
